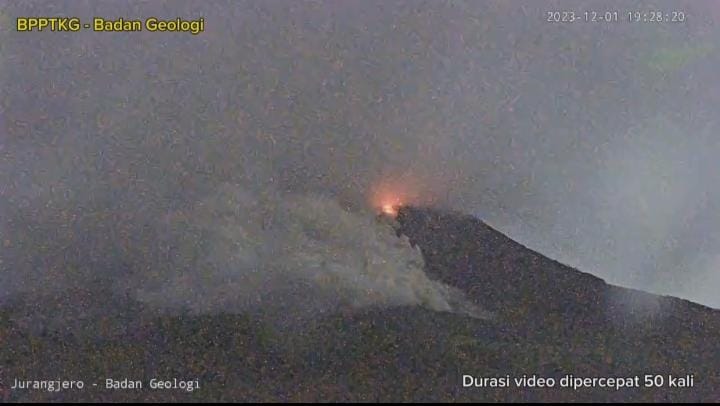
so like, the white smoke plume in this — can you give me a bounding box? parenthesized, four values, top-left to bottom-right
(131, 182, 486, 318)
(0, 177, 488, 322)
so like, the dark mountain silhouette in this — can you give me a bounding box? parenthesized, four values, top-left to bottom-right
(1, 206, 718, 402)
(394, 205, 720, 401)
(397, 206, 720, 330)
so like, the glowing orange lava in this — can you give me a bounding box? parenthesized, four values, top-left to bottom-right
(381, 203, 399, 217)
(374, 192, 403, 218)
(370, 175, 424, 218)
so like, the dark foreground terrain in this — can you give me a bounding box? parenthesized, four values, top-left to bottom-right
(1, 206, 719, 402)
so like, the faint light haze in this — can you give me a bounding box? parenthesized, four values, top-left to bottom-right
(1, 0, 718, 316)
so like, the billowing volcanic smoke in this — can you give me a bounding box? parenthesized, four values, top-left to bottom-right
(1, 178, 488, 322)
(131, 183, 485, 318)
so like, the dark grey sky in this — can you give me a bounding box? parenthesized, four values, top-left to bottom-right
(1, 1, 719, 310)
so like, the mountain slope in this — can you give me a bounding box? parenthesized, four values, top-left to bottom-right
(394, 205, 720, 401)
(1, 206, 719, 402)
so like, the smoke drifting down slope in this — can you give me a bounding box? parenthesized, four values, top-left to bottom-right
(135, 185, 490, 320)
(131, 185, 466, 313)
(0, 181, 487, 322)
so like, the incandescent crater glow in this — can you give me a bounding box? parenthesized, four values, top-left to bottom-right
(381, 203, 400, 217)
(370, 179, 419, 218)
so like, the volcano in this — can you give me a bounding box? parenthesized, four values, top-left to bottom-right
(1, 206, 719, 402)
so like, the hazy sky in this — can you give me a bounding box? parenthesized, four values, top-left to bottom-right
(1, 0, 719, 311)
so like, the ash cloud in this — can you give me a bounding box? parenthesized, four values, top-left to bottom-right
(132, 183, 485, 318)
